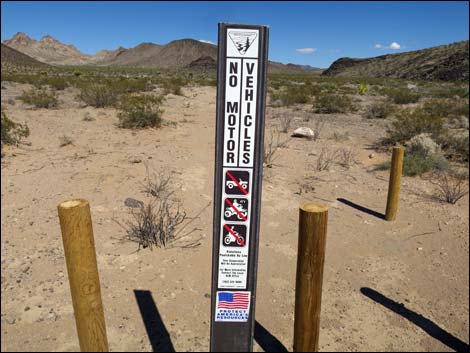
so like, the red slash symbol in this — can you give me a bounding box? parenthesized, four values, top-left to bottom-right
(223, 224, 246, 246)
(226, 171, 248, 195)
(225, 198, 248, 221)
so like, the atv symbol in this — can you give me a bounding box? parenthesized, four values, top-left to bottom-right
(224, 199, 248, 220)
(224, 226, 245, 246)
(226, 179, 248, 190)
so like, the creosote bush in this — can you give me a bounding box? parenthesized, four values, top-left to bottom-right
(386, 108, 445, 145)
(364, 100, 395, 119)
(382, 87, 420, 104)
(19, 88, 58, 108)
(118, 94, 164, 129)
(77, 82, 120, 108)
(313, 93, 356, 114)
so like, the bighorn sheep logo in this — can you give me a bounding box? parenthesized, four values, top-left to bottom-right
(228, 31, 257, 55)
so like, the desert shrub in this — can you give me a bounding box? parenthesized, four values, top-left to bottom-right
(332, 131, 350, 141)
(59, 135, 74, 147)
(312, 116, 326, 141)
(78, 82, 120, 107)
(425, 85, 468, 99)
(441, 134, 469, 162)
(429, 171, 468, 204)
(386, 108, 445, 144)
(1, 109, 29, 148)
(19, 88, 58, 108)
(125, 169, 187, 250)
(422, 99, 469, 120)
(364, 100, 395, 119)
(403, 153, 448, 176)
(82, 112, 95, 122)
(114, 77, 152, 94)
(313, 93, 356, 114)
(279, 113, 294, 133)
(374, 148, 448, 177)
(264, 129, 289, 167)
(118, 94, 164, 129)
(406, 133, 441, 157)
(162, 76, 186, 96)
(383, 87, 420, 104)
(358, 84, 368, 95)
(337, 148, 357, 169)
(271, 85, 311, 106)
(315, 147, 338, 171)
(43, 76, 68, 90)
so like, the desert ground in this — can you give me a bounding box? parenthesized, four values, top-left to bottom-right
(1, 82, 469, 352)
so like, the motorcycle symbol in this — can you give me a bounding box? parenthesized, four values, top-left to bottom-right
(224, 226, 245, 246)
(226, 179, 248, 190)
(224, 199, 248, 220)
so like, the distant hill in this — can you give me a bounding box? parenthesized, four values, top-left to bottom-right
(323, 41, 469, 81)
(3, 32, 320, 73)
(1, 43, 49, 69)
(4, 32, 91, 65)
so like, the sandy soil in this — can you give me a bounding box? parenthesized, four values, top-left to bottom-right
(1, 82, 469, 352)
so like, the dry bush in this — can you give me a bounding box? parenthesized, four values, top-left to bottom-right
(59, 135, 73, 147)
(264, 128, 289, 167)
(142, 165, 173, 199)
(429, 171, 469, 204)
(278, 113, 294, 133)
(1, 108, 29, 148)
(126, 197, 186, 249)
(337, 148, 357, 169)
(364, 100, 395, 119)
(125, 166, 186, 250)
(315, 147, 338, 171)
(312, 116, 326, 141)
(19, 88, 58, 108)
(332, 131, 350, 141)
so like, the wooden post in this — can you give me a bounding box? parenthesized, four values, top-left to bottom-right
(57, 199, 109, 352)
(385, 146, 405, 221)
(294, 202, 328, 352)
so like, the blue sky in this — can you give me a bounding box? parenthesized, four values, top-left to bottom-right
(1, 1, 468, 68)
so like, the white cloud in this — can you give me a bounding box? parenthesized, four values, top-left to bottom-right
(296, 48, 317, 54)
(374, 42, 401, 50)
(199, 39, 215, 45)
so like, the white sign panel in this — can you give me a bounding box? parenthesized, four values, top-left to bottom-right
(218, 28, 260, 289)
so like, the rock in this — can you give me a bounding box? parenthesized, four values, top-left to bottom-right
(124, 198, 144, 208)
(369, 153, 375, 159)
(291, 127, 314, 139)
(129, 157, 142, 164)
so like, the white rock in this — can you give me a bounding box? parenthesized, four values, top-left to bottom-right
(291, 127, 314, 139)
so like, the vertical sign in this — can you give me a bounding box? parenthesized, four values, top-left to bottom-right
(211, 23, 269, 352)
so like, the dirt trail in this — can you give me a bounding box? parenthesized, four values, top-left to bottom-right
(1, 83, 469, 352)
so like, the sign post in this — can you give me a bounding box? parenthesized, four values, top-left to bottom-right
(210, 23, 269, 352)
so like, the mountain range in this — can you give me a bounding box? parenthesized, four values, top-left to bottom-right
(323, 40, 469, 81)
(2, 32, 322, 73)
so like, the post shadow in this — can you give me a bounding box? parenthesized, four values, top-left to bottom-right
(361, 287, 469, 352)
(254, 320, 288, 352)
(134, 290, 175, 352)
(337, 198, 385, 220)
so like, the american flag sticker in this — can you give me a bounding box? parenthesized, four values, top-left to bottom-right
(215, 291, 251, 322)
